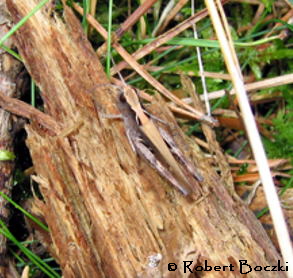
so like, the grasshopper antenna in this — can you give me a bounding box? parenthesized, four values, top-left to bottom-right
(111, 56, 128, 87)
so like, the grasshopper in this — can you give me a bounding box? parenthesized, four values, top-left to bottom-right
(92, 85, 203, 197)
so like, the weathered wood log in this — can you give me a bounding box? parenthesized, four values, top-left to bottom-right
(4, 0, 286, 277)
(0, 1, 23, 277)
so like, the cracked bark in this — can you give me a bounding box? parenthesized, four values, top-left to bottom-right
(0, 1, 23, 277)
(3, 1, 285, 277)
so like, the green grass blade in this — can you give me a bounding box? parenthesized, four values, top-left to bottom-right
(31, 78, 36, 107)
(0, 220, 60, 278)
(0, 0, 50, 46)
(0, 150, 15, 161)
(126, 36, 280, 48)
(0, 44, 22, 61)
(106, 0, 113, 77)
(0, 0, 50, 60)
(82, 0, 90, 33)
(0, 191, 49, 232)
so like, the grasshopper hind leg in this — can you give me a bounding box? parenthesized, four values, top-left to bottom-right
(134, 139, 191, 196)
(158, 127, 204, 182)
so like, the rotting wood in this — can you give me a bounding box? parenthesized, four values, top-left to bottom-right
(3, 1, 286, 277)
(0, 1, 23, 277)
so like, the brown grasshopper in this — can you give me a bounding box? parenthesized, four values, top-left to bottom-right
(92, 85, 203, 197)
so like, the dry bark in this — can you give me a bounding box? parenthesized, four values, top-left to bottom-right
(0, 1, 23, 277)
(3, 0, 286, 277)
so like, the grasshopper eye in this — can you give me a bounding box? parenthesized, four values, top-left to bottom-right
(119, 93, 126, 103)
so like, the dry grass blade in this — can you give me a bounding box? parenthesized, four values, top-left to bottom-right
(117, 0, 159, 37)
(152, 0, 176, 36)
(90, 0, 97, 17)
(205, 0, 293, 275)
(232, 73, 293, 94)
(191, 0, 211, 116)
(252, 3, 265, 25)
(233, 172, 291, 182)
(228, 156, 289, 168)
(20, 265, 30, 278)
(181, 73, 293, 102)
(169, 69, 233, 80)
(265, 9, 293, 38)
(155, 0, 189, 35)
(111, 0, 230, 75)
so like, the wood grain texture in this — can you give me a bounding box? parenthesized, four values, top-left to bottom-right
(5, 1, 285, 277)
